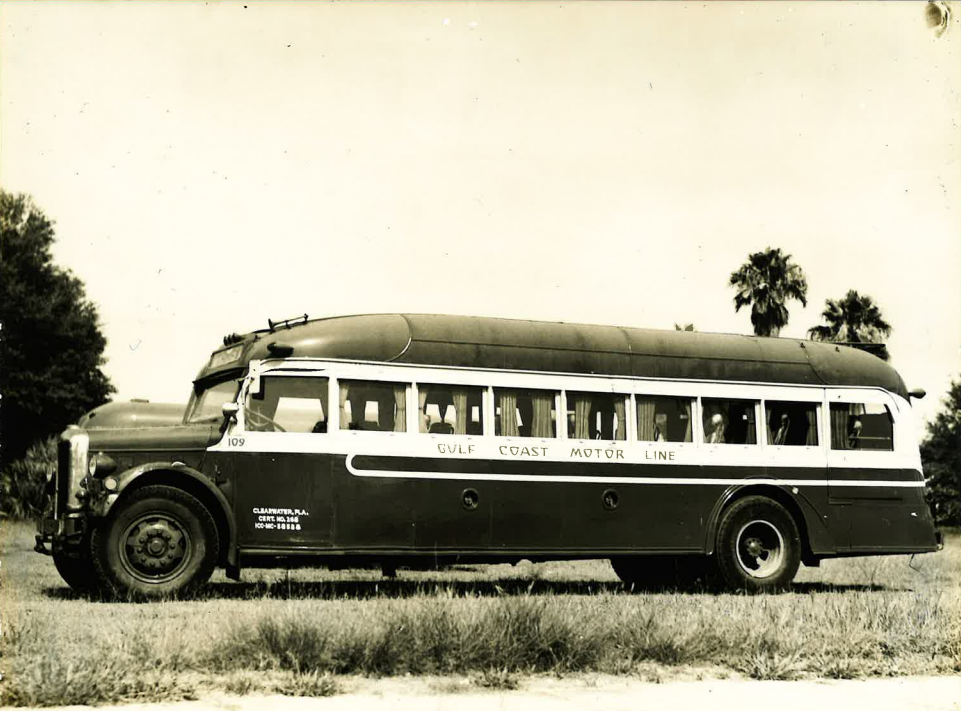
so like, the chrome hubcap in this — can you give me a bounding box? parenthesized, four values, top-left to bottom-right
(735, 520, 784, 579)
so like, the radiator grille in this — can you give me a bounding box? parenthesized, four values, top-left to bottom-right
(56, 437, 72, 519)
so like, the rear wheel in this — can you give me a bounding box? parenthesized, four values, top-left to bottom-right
(91, 485, 219, 599)
(715, 496, 800, 592)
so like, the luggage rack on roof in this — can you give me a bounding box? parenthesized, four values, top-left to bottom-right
(268, 313, 309, 332)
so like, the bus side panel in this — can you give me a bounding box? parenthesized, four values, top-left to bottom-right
(485, 474, 718, 553)
(331, 455, 492, 551)
(209, 451, 335, 549)
(828, 468, 939, 553)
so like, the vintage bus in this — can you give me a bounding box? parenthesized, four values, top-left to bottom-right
(37, 313, 942, 598)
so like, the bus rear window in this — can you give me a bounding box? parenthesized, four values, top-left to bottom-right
(830, 403, 893, 451)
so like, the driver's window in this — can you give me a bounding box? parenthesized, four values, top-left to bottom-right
(246, 376, 329, 433)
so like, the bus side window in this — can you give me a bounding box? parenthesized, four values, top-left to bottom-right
(494, 388, 558, 438)
(417, 384, 485, 435)
(339, 380, 408, 432)
(566, 391, 628, 441)
(830, 402, 893, 451)
(246, 376, 329, 433)
(702, 398, 759, 445)
(636, 395, 693, 442)
(765, 401, 819, 446)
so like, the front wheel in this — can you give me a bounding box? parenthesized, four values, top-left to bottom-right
(91, 485, 219, 600)
(715, 496, 800, 592)
(53, 543, 99, 595)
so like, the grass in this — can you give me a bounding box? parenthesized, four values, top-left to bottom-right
(1, 520, 958, 706)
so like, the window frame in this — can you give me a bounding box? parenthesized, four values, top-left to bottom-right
(698, 395, 761, 447)
(760, 398, 823, 450)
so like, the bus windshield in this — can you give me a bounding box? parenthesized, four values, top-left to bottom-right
(185, 379, 240, 424)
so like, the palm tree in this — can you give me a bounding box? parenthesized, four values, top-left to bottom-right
(729, 247, 808, 337)
(807, 290, 892, 360)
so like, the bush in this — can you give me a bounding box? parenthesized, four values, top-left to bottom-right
(1, 437, 56, 520)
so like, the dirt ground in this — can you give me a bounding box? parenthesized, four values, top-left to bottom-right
(31, 675, 961, 711)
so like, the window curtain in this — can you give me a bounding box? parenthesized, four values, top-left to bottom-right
(805, 408, 818, 446)
(681, 401, 693, 442)
(317, 384, 329, 424)
(339, 383, 350, 430)
(498, 390, 518, 437)
(392, 387, 406, 432)
(744, 407, 757, 445)
(614, 398, 626, 441)
(572, 394, 592, 440)
(831, 405, 849, 449)
(418, 388, 429, 433)
(452, 388, 469, 435)
(349, 393, 366, 429)
(531, 391, 553, 438)
(636, 397, 656, 441)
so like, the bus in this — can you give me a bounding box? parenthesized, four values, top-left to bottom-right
(37, 313, 942, 598)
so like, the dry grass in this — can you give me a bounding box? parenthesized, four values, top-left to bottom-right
(1, 521, 957, 706)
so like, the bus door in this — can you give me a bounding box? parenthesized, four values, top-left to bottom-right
(824, 389, 902, 550)
(217, 372, 335, 549)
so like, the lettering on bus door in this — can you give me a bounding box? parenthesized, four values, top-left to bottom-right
(227, 374, 335, 548)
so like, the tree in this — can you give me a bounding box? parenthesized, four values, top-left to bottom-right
(807, 290, 892, 361)
(920, 379, 960, 527)
(729, 247, 808, 337)
(0, 191, 114, 462)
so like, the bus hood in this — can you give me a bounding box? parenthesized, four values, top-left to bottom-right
(86, 424, 222, 454)
(79, 401, 186, 429)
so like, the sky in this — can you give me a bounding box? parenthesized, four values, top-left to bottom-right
(2, 1, 959, 429)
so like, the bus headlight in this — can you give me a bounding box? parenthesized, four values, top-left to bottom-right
(88, 453, 117, 478)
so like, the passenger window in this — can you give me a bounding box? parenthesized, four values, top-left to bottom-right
(766, 401, 819, 446)
(830, 403, 893, 451)
(495, 388, 558, 438)
(339, 380, 407, 432)
(636, 395, 693, 443)
(702, 398, 758, 445)
(417, 384, 484, 435)
(566, 392, 627, 441)
(246, 376, 329, 433)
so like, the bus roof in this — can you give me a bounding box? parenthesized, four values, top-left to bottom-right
(197, 313, 908, 399)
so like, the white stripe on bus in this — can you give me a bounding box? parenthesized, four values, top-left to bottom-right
(344, 455, 923, 488)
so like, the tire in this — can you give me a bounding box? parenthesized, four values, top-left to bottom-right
(91, 485, 219, 600)
(715, 496, 800, 592)
(53, 547, 99, 595)
(611, 555, 717, 591)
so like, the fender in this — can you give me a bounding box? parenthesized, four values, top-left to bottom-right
(94, 461, 238, 567)
(702, 481, 837, 558)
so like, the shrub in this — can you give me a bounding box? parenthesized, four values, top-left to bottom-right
(0, 437, 56, 520)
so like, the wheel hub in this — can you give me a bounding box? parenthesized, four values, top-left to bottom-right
(122, 514, 190, 582)
(735, 520, 785, 579)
